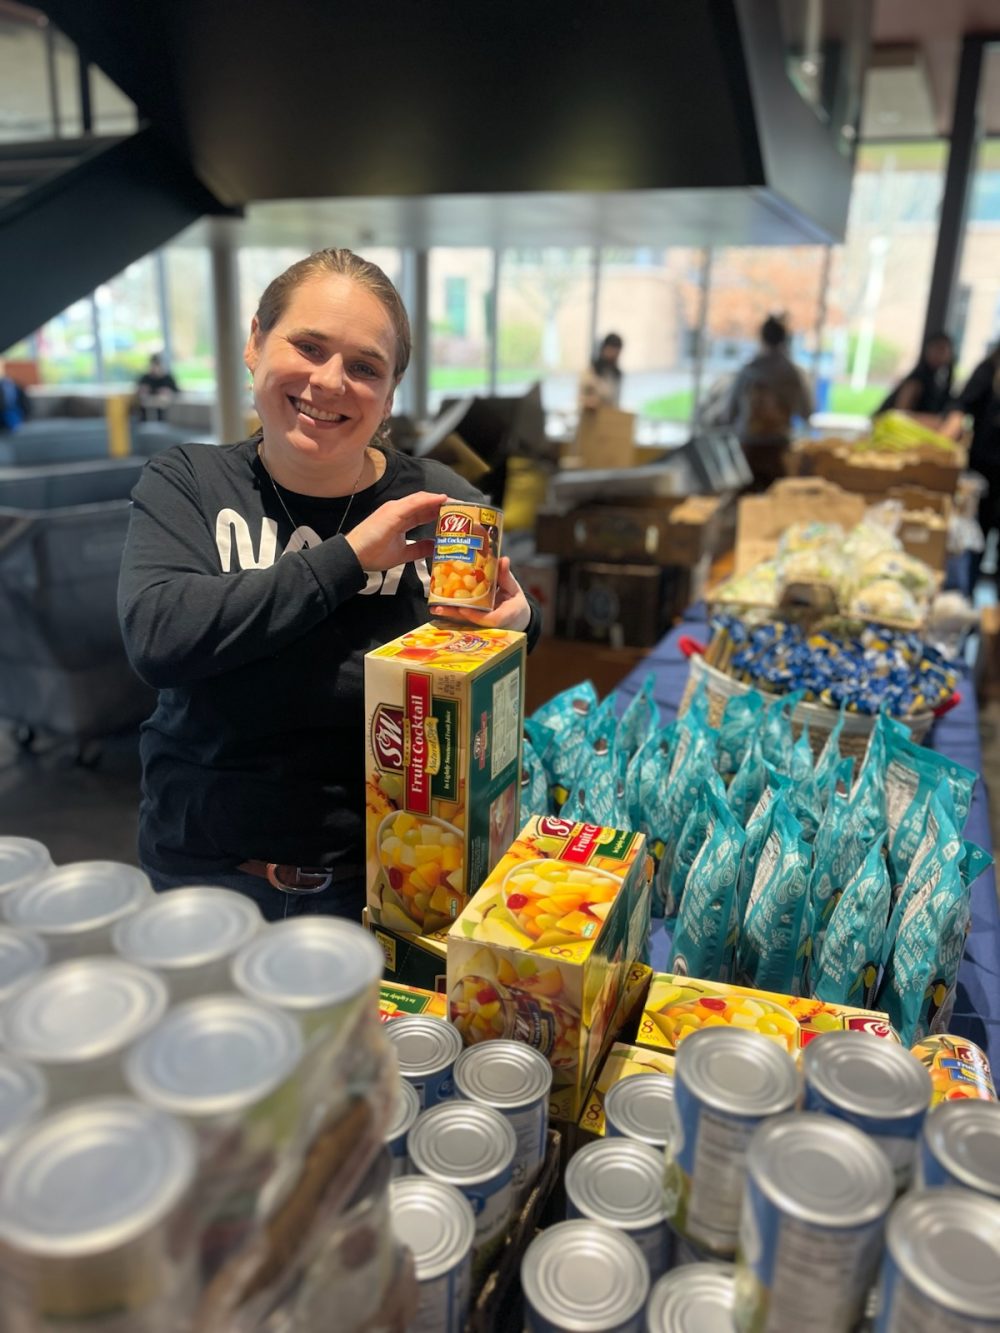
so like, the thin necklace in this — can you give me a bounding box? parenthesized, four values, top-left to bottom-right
(257, 444, 366, 539)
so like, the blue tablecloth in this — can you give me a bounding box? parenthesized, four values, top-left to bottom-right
(611, 606, 1000, 1069)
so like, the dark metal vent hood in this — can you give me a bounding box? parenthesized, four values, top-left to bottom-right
(41, 0, 871, 246)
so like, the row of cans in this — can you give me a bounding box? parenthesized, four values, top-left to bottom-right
(382, 1028, 553, 1328)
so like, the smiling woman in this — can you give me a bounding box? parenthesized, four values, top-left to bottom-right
(117, 248, 540, 922)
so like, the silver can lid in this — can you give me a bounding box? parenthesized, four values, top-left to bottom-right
(924, 1101, 1000, 1197)
(565, 1138, 666, 1230)
(390, 1176, 475, 1280)
(521, 1220, 650, 1331)
(112, 886, 262, 971)
(887, 1188, 1000, 1316)
(748, 1113, 894, 1227)
(0, 838, 52, 897)
(0, 1096, 196, 1258)
(676, 1027, 799, 1117)
(407, 1100, 517, 1185)
(231, 916, 383, 1012)
(646, 1263, 736, 1333)
(804, 1032, 932, 1121)
(0, 1055, 47, 1154)
(0, 925, 48, 1002)
(0, 958, 168, 1064)
(454, 1039, 552, 1109)
(385, 1014, 464, 1078)
(385, 1077, 421, 1146)
(3, 861, 152, 937)
(124, 995, 303, 1117)
(604, 1073, 675, 1148)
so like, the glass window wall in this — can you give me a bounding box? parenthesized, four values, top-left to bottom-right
(427, 248, 493, 413)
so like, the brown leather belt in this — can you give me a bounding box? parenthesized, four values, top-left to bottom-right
(238, 861, 333, 893)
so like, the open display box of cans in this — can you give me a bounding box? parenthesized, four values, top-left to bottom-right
(365, 624, 526, 936)
(446, 817, 652, 1120)
(636, 972, 900, 1056)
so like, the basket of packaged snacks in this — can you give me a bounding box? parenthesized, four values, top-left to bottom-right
(677, 615, 960, 759)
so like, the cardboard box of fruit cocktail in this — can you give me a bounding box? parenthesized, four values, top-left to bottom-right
(365, 624, 526, 935)
(447, 816, 652, 1121)
(578, 1041, 676, 1142)
(636, 974, 899, 1056)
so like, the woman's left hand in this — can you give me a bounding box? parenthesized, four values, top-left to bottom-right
(431, 557, 532, 632)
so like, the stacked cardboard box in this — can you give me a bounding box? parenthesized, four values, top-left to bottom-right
(533, 495, 729, 648)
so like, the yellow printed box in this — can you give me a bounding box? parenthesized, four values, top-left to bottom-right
(378, 981, 449, 1023)
(636, 974, 899, 1057)
(447, 817, 652, 1120)
(578, 1042, 676, 1141)
(365, 624, 526, 935)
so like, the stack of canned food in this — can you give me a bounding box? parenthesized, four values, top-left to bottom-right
(383, 1017, 553, 1330)
(0, 836, 401, 1333)
(515, 1024, 1000, 1333)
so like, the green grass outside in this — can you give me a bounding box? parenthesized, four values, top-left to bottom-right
(640, 383, 888, 422)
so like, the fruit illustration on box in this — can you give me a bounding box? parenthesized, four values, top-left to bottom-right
(449, 951, 577, 1071)
(500, 860, 622, 947)
(377, 810, 465, 932)
(648, 982, 799, 1053)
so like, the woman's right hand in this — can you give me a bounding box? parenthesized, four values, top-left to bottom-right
(344, 491, 447, 572)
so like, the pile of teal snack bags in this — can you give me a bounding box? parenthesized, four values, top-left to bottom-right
(523, 671, 990, 1047)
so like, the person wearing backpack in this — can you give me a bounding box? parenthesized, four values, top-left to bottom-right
(727, 315, 812, 490)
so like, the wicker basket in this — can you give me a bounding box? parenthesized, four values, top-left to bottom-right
(678, 652, 936, 760)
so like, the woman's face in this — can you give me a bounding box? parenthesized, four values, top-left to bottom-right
(245, 273, 398, 465)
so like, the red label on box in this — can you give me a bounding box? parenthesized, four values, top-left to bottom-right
(371, 704, 405, 771)
(404, 672, 432, 814)
(563, 823, 603, 863)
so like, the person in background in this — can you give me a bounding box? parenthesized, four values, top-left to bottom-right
(0, 359, 30, 432)
(943, 343, 1000, 585)
(118, 248, 539, 922)
(728, 314, 813, 491)
(876, 331, 955, 418)
(136, 352, 180, 422)
(579, 333, 624, 410)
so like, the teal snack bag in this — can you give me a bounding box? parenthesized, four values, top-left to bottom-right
(883, 784, 961, 957)
(531, 680, 598, 811)
(664, 770, 728, 920)
(737, 798, 811, 994)
(728, 731, 768, 826)
(790, 725, 814, 783)
(625, 723, 677, 910)
(625, 722, 676, 831)
(615, 674, 660, 766)
(885, 729, 977, 891)
(760, 691, 804, 771)
(787, 730, 822, 843)
(520, 731, 551, 822)
(961, 841, 994, 890)
(560, 696, 628, 828)
(813, 709, 845, 803)
(878, 844, 968, 1047)
(655, 713, 718, 920)
(737, 774, 790, 925)
(812, 836, 891, 1009)
(717, 691, 764, 779)
(804, 784, 852, 983)
(669, 788, 746, 983)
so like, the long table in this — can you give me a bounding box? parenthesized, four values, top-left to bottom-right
(612, 607, 1000, 1070)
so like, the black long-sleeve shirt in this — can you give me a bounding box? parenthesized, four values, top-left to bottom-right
(118, 439, 538, 875)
